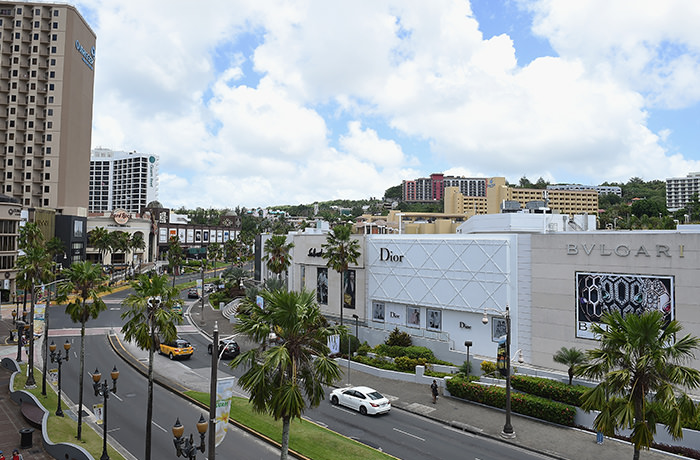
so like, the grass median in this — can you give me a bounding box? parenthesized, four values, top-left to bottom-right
(13, 365, 126, 460)
(186, 391, 396, 460)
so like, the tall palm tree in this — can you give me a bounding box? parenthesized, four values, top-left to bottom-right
(16, 239, 53, 387)
(41, 236, 64, 396)
(231, 288, 342, 460)
(130, 233, 146, 274)
(552, 346, 586, 385)
(167, 236, 184, 287)
(121, 274, 182, 460)
(208, 242, 222, 277)
(322, 224, 360, 325)
(57, 261, 110, 440)
(263, 234, 294, 281)
(89, 226, 112, 265)
(576, 311, 700, 460)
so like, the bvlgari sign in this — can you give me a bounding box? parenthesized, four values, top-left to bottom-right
(567, 243, 684, 258)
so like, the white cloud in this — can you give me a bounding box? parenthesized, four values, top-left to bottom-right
(75, 0, 700, 208)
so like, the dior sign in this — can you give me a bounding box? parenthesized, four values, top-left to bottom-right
(379, 247, 404, 262)
(567, 244, 684, 258)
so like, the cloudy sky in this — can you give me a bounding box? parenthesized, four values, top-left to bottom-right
(72, 0, 700, 209)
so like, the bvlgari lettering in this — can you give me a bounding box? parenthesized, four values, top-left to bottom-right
(567, 244, 681, 258)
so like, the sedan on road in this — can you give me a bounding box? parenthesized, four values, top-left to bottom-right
(330, 386, 391, 415)
(187, 288, 199, 299)
(208, 339, 240, 359)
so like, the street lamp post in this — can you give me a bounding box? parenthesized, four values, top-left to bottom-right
(200, 259, 206, 312)
(93, 366, 119, 460)
(208, 321, 218, 460)
(352, 314, 359, 339)
(49, 340, 71, 417)
(15, 320, 26, 362)
(172, 415, 207, 459)
(481, 305, 515, 439)
(464, 340, 472, 378)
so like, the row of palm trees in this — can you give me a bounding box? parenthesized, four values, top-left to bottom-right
(89, 226, 146, 276)
(262, 223, 360, 325)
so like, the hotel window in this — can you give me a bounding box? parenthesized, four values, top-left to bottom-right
(26, 159, 31, 166)
(51, 46, 56, 53)
(44, 185, 49, 193)
(51, 34, 57, 41)
(52, 22, 58, 29)
(50, 58, 55, 65)
(25, 172, 31, 179)
(46, 134, 52, 141)
(49, 71, 54, 78)
(24, 185, 30, 192)
(48, 84, 54, 90)
(45, 147, 51, 154)
(47, 109, 53, 116)
(44, 160, 50, 167)
(54, 10, 59, 16)
(5, 172, 11, 179)
(5, 185, 10, 193)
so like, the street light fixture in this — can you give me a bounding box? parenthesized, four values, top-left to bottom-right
(49, 340, 71, 417)
(481, 305, 516, 439)
(352, 314, 359, 338)
(15, 320, 26, 362)
(93, 366, 119, 460)
(464, 340, 472, 378)
(172, 415, 207, 459)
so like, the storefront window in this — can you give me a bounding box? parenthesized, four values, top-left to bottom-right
(372, 301, 385, 321)
(407, 307, 420, 327)
(427, 309, 441, 331)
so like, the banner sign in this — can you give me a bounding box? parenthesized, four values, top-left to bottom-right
(576, 272, 674, 339)
(215, 377, 237, 446)
(496, 338, 507, 377)
(327, 334, 340, 355)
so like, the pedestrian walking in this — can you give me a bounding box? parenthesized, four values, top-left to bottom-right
(11, 449, 22, 460)
(431, 379, 439, 404)
(0, 449, 5, 460)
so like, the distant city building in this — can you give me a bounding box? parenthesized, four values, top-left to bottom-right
(402, 173, 490, 202)
(0, 2, 96, 214)
(666, 172, 700, 211)
(547, 184, 622, 196)
(89, 148, 159, 214)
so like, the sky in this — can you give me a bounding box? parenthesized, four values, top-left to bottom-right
(68, 0, 700, 209)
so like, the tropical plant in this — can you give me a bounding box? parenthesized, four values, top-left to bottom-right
(89, 226, 112, 265)
(575, 311, 700, 460)
(208, 242, 222, 276)
(57, 261, 110, 440)
(166, 236, 184, 287)
(385, 327, 412, 347)
(121, 274, 183, 460)
(231, 288, 343, 460)
(263, 234, 294, 280)
(16, 223, 54, 388)
(321, 223, 360, 325)
(553, 346, 587, 385)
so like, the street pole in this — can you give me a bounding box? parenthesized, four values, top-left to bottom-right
(502, 306, 514, 438)
(209, 321, 218, 459)
(464, 340, 472, 379)
(201, 258, 206, 312)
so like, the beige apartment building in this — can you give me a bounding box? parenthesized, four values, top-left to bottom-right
(0, 2, 95, 214)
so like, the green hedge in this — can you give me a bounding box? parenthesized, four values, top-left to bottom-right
(371, 344, 453, 365)
(446, 376, 576, 426)
(511, 375, 587, 407)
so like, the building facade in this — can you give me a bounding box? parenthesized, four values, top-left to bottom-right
(547, 184, 622, 196)
(666, 172, 700, 211)
(89, 148, 159, 213)
(0, 193, 20, 302)
(0, 2, 96, 214)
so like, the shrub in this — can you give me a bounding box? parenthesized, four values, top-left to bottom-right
(458, 360, 472, 376)
(374, 344, 435, 360)
(394, 356, 428, 372)
(356, 342, 371, 356)
(446, 376, 576, 427)
(511, 375, 587, 407)
(352, 355, 402, 372)
(385, 327, 412, 347)
(340, 334, 360, 356)
(480, 360, 497, 376)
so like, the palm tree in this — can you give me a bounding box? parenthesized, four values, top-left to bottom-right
(321, 224, 360, 325)
(576, 311, 700, 460)
(130, 232, 146, 274)
(263, 234, 294, 281)
(16, 233, 53, 387)
(89, 226, 112, 265)
(121, 274, 182, 460)
(57, 261, 110, 440)
(167, 236, 184, 287)
(208, 242, 222, 277)
(231, 288, 342, 460)
(552, 346, 586, 385)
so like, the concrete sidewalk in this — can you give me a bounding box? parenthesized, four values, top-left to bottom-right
(187, 299, 682, 460)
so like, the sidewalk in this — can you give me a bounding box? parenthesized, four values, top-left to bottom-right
(187, 299, 682, 460)
(0, 305, 54, 460)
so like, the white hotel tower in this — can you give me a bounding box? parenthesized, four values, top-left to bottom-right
(89, 147, 159, 214)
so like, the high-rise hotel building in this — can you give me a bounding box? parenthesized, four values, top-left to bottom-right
(0, 3, 95, 214)
(89, 148, 159, 214)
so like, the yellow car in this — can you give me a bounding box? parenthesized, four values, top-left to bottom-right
(158, 338, 194, 360)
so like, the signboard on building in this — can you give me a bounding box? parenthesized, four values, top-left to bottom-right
(576, 272, 674, 339)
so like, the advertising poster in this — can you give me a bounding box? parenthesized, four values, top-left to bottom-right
(217, 230, 223, 242)
(93, 403, 104, 424)
(491, 318, 507, 342)
(160, 228, 168, 243)
(576, 272, 674, 339)
(496, 338, 507, 377)
(407, 307, 420, 327)
(186, 229, 194, 243)
(203, 230, 209, 242)
(178, 228, 185, 242)
(316, 268, 328, 304)
(327, 334, 340, 354)
(195, 230, 202, 242)
(215, 377, 237, 446)
(223, 230, 230, 242)
(427, 309, 441, 331)
(343, 270, 356, 309)
(372, 301, 385, 321)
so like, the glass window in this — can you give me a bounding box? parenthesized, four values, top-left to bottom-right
(52, 22, 58, 29)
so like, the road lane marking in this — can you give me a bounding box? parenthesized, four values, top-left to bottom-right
(152, 420, 167, 432)
(331, 405, 356, 415)
(393, 427, 425, 441)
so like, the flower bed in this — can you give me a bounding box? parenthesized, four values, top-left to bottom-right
(510, 375, 587, 407)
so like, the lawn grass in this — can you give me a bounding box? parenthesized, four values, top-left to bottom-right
(13, 365, 126, 460)
(186, 391, 396, 460)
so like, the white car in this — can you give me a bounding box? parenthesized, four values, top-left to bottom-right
(330, 386, 391, 415)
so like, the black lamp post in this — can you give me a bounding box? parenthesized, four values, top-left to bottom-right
(15, 320, 26, 362)
(200, 259, 206, 311)
(464, 340, 472, 378)
(482, 305, 515, 439)
(11, 309, 16, 325)
(93, 366, 119, 460)
(352, 314, 359, 338)
(172, 415, 207, 459)
(49, 340, 71, 417)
